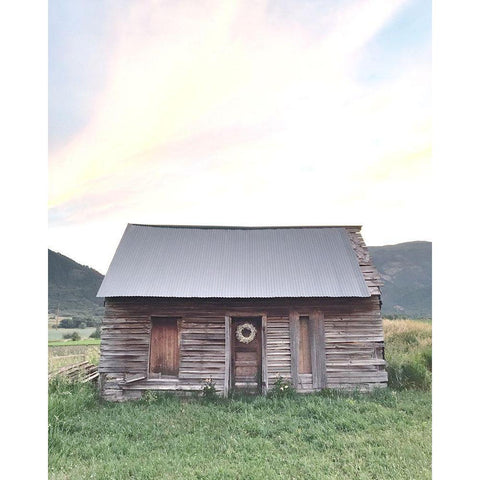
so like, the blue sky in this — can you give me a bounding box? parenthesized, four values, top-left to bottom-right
(49, 1, 111, 151)
(356, 0, 431, 84)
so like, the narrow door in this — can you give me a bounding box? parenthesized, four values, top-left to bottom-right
(231, 317, 262, 393)
(298, 316, 312, 374)
(149, 318, 179, 377)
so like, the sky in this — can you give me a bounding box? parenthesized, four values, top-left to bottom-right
(48, 0, 431, 274)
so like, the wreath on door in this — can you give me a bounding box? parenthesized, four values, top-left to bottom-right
(236, 322, 257, 344)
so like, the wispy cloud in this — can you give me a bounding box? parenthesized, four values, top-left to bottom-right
(48, 0, 430, 270)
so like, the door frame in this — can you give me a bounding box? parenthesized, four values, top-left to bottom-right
(224, 313, 267, 396)
(289, 310, 327, 391)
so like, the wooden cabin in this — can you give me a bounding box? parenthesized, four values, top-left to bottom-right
(97, 224, 386, 401)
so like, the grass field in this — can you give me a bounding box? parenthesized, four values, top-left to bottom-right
(383, 319, 432, 390)
(48, 344, 101, 373)
(49, 338, 101, 346)
(48, 319, 432, 479)
(49, 384, 431, 480)
(48, 327, 97, 341)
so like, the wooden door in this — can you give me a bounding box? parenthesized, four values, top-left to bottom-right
(298, 316, 312, 374)
(231, 317, 262, 393)
(149, 318, 179, 377)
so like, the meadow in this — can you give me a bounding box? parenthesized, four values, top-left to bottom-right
(48, 344, 100, 373)
(48, 327, 98, 342)
(383, 319, 432, 390)
(48, 319, 432, 480)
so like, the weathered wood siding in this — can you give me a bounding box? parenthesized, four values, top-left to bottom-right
(323, 296, 387, 390)
(346, 227, 383, 296)
(266, 315, 291, 386)
(179, 317, 225, 387)
(99, 297, 386, 401)
(149, 318, 179, 375)
(99, 300, 226, 401)
(298, 317, 312, 374)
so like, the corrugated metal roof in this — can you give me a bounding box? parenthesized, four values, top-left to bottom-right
(97, 224, 370, 298)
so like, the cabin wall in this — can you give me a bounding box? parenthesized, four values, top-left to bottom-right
(322, 300, 387, 390)
(100, 302, 227, 401)
(99, 297, 386, 401)
(266, 315, 292, 386)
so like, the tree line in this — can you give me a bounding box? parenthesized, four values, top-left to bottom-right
(57, 317, 101, 329)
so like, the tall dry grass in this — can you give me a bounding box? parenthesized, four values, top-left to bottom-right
(48, 344, 100, 373)
(383, 319, 432, 390)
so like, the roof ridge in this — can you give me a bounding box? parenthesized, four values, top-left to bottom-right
(128, 224, 363, 230)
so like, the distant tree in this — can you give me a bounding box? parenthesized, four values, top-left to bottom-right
(70, 331, 81, 341)
(90, 327, 101, 339)
(59, 318, 74, 329)
(58, 316, 102, 328)
(83, 317, 101, 327)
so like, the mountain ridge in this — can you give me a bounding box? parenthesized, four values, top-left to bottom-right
(369, 241, 431, 318)
(48, 249, 104, 318)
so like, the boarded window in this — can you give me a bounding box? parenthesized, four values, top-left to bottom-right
(298, 316, 312, 374)
(149, 318, 179, 376)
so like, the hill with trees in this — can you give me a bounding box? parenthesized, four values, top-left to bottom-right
(369, 241, 431, 318)
(48, 249, 104, 319)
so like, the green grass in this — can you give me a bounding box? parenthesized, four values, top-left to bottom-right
(383, 320, 432, 390)
(48, 383, 431, 480)
(48, 344, 101, 372)
(48, 318, 432, 479)
(49, 338, 101, 346)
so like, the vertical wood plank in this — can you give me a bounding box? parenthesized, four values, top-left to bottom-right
(289, 311, 299, 389)
(261, 315, 268, 395)
(146, 319, 153, 377)
(310, 311, 326, 390)
(149, 318, 179, 375)
(224, 316, 231, 398)
(317, 311, 327, 389)
(298, 316, 313, 374)
(309, 313, 319, 389)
